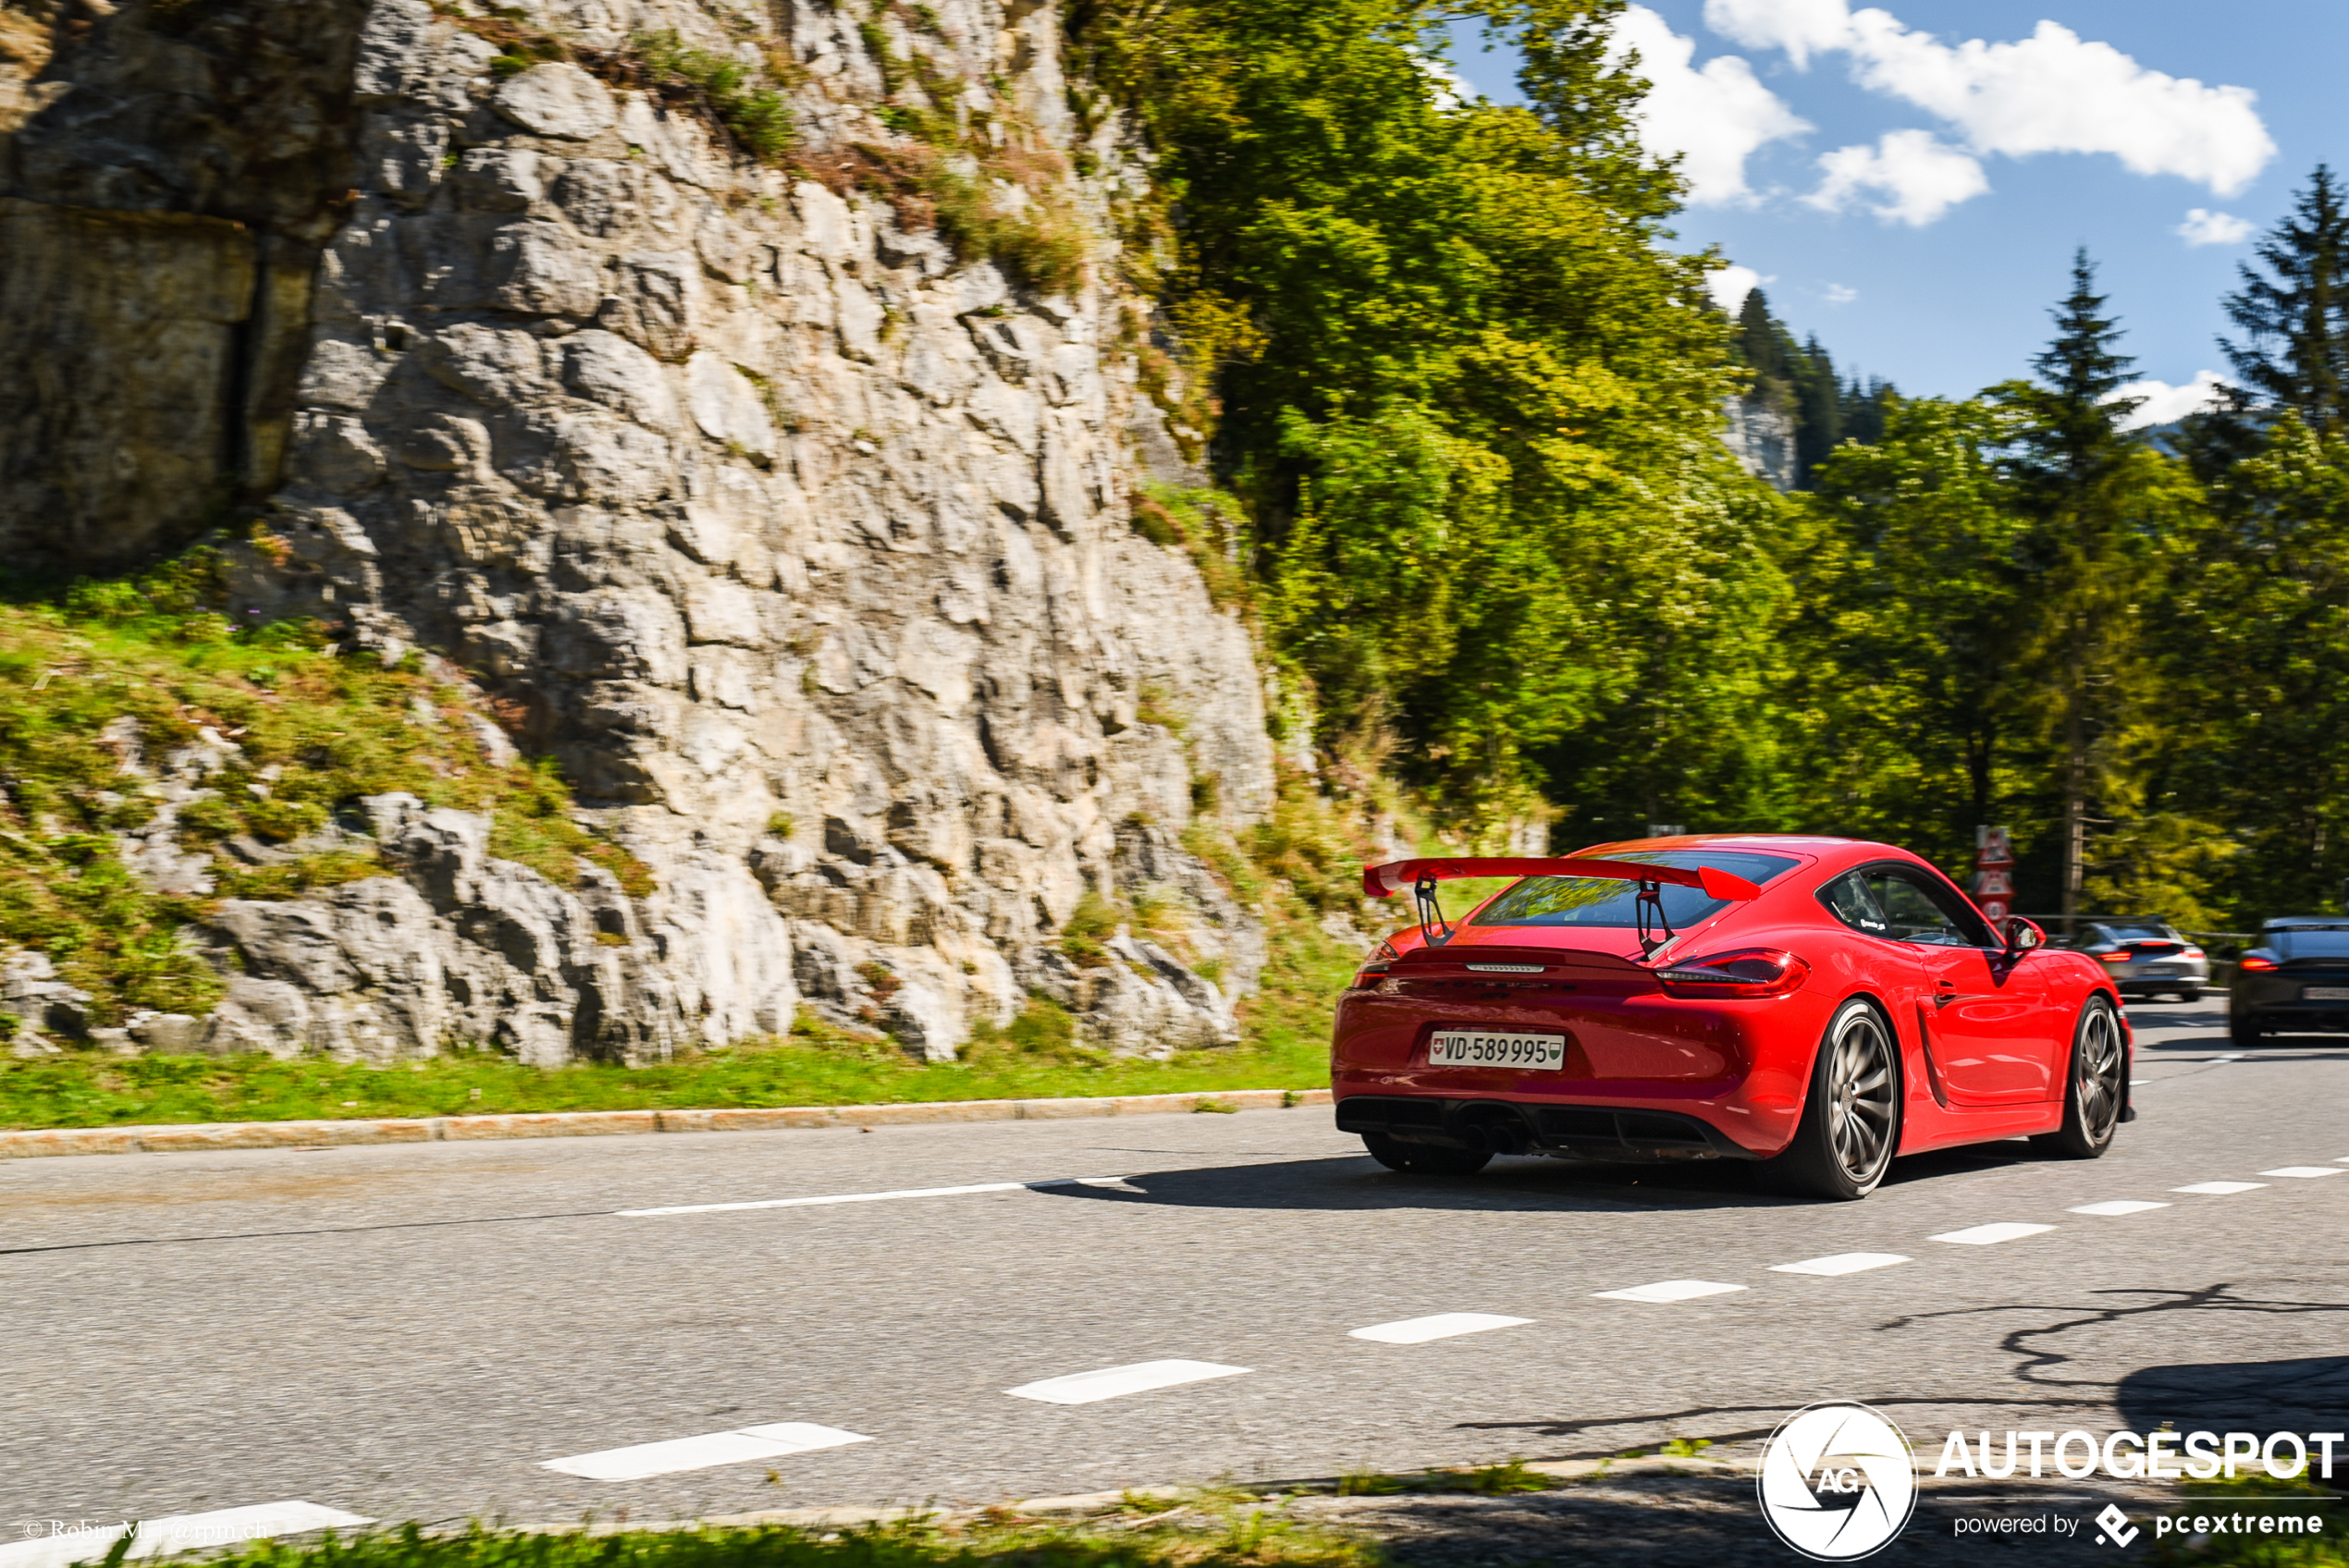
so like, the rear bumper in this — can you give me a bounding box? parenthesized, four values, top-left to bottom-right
(2232, 976, 2349, 1031)
(1334, 1093, 1763, 1162)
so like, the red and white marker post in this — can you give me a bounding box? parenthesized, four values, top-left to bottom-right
(1973, 826, 2015, 925)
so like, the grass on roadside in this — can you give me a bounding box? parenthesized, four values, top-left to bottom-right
(164, 1505, 1377, 1568)
(0, 1005, 1336, 1130)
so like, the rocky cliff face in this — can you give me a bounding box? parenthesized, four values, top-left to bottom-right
(0, 0, 1276, 1060)
(1721, 390, 1794, 493)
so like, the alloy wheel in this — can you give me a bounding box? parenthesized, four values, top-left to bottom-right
(1826, 1010, 1897, 1182)
(2075, 1005, 2123, 1139)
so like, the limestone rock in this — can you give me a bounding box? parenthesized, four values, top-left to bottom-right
(1, 0, 1281, 1062)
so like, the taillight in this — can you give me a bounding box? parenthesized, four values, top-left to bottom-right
(2184, 947, 2204, 959)
(1353, 937, 1402, 987)
(2239, 954, 2278, 973)
(2098, 951, 2131, 963)
(1656, 948, 1810, 998)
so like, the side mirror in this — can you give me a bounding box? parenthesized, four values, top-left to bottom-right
(2003, 915, 2047, 953)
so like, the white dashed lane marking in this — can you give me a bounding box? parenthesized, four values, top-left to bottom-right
(2259, 1167, 2344, 1179)
(0, 1503, 374, 1568)
(1930, 1223, 2056, 1245)
(541, 1423, 871, 1480)
(2069, 1200, 2170, 1216)
(1768, 1253, 1909, 1277)
(616, 1177, 1129, 1218)
(2172, 1181, 2269, 1194)
(1349, 1313, 1532, 1344)
(1593, 1280, 1747, 1304)
(1005, 1360, 1250, 1405)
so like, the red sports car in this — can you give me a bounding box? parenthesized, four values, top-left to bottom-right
(1333, 835, 2131, 1199)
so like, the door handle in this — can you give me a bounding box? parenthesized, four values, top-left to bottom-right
(1934, 979, 1960, 1007)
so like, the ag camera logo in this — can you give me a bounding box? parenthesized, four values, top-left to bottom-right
(1758, 1403, 1919, 1561)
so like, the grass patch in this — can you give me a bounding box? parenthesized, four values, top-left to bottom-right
(0, 1008, 1332, 1130)
(0, 546, 644, 1026)
(181, 1511, 1376, 1568)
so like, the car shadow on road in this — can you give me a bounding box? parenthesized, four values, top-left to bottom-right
(1040, 1154, 1830, 1214)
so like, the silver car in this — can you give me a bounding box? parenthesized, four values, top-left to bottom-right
(2056, 919, 2210, 1001)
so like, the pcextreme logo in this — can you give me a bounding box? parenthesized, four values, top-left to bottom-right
(1757, 1403, 1920, 1561)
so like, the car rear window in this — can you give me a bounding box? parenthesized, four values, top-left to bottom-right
(1470, 849, 1802, 929)
(2103, 924, 2172, 940)
(2276, 928, 2349, 959)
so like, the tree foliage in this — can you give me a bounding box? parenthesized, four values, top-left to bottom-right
(1076, 0, 1784, 832)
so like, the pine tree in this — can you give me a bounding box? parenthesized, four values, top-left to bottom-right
(2017, 249, 2140, 490)
(1735, 288, 1789, 382)
(2001, 251, 2162, 925)
(2220, 165, 2349, 433)
(1790, 334, 1842, 483)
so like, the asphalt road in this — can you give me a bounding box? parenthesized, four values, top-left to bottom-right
(6, 999, 2346, 1547)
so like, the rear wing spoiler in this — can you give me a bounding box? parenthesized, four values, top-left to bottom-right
(1361, 856, 1764, 958)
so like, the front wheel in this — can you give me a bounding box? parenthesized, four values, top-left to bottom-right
(1361, 1132, 1493, 1176)
(1758, 999, 1900, 1200)
(2030, 997, 2125, 1158)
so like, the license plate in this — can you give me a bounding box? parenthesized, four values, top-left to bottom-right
(1427, 1030, 1567, 1070)
(2304, 986, 2349, 1001)
(2140, 964, 2182, 976)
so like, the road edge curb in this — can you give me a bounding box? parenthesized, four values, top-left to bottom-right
(0, 1088, 1334, 1160)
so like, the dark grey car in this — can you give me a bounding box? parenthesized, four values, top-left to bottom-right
(2228, 918, 2349, 1047)
(2055, 919, 2209, 1001)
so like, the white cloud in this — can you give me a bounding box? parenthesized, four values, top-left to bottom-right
(2177, 208, 2254, 247)
(2110, 370, 2232, 428)
(1824, 283, 1858, 304)
(1707, 263, 1769, 313)
(1807, 129, 1990, 226)
(1703, 0, 1852, 68)
(1703, 0, 2275, 198)
(1415, 53, 1470, 110)
(1610, 6, 1810, 206)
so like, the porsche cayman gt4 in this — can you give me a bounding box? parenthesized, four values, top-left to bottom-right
(1333, 836, 2131, 1199)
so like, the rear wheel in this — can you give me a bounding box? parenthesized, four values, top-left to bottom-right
(2177, 985, 2204, 1004)
(1361, 1132, 1493, 1177)
(2031, 997, 2124, 1158)
(2230, 1012, 2266, 1048)
(1760, 999, 1900, 1201)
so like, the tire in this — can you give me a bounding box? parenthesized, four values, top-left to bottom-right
(1758, 999, 1900, 1201)
(2031, 997, 2125, 1158)
(2177, 986, 2203, 1004)
(2230, 1012, 2266, 1048)
(1361, 1132, 1493, 1177)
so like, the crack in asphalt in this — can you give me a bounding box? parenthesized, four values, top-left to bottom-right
(1877, 1282, 2349, 1387)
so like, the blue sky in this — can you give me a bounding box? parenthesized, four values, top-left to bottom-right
(1442, 3, 2343, 413)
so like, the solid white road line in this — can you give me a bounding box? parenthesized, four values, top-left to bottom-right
(2069, 1200, 2171, 1216)
(542, 1423, 869, 1480)
(1929, 1223, 2056, 1245)
(2172, 1181, 2268, 1195)
(1348, 1313, 1532, 1344)
(1593, 1280, 1747, 1303)
(2259, 1167, 2344, 1179)
(616, 1178, 1128, 1218)
(1768, 1253, 1910, 1277)
(1006, 1359, 1250, 1405)
(0, 1503, 373, 1568)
